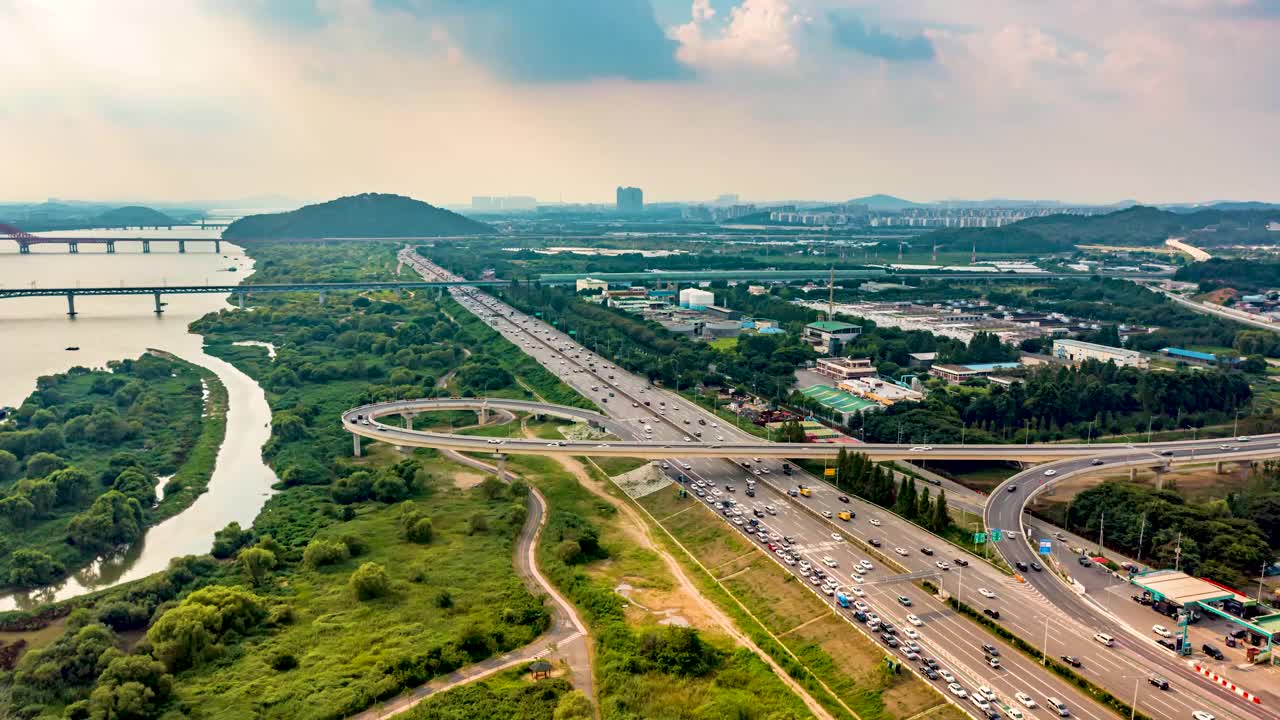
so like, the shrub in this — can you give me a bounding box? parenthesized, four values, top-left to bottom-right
(468, 512, 488, 535)
(303, 539, 350, 569)
(270, 651, 298, 671)
(435, 590, 454, 609)
(349, 562, 392, 601)
(7, 549, 63, 588)
(211, 522, 254, 559)
(238, 547, 278, 585)
(337, 533, 367, 557)
(407, 518, 434, 544)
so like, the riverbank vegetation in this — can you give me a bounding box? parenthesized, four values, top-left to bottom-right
(0, 354, 223, 592)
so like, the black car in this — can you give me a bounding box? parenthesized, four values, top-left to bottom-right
(1015, 561, 1028, 572)
(922, 657, 939, 669)
(881, 623, 896, 635)
(868, 538, 882, 547)
(1148, 676, 1169, 690)
(954, 557, 969, 567)
(784, 536, 795, 544)
(882, 635, 899, 648)
(1060, 655, 1082, 667)
(838, 495, 850, 503)
(1157, 638, 1177, 650)
(1091, 458, 1105, 466)
(981, 644, 1000, 657)
(1029, 561, 1043, 572)
(1202, 643, 1224, 660)
(920, 665, 940, 680)
(920, 547, 934, 556)
(983, 608, 1000, 620)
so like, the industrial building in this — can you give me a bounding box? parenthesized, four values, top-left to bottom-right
(930, 362, 1024, 384)
(803, 320, 861, 354)
(837, 377, 923, 405)
(814, 356, 877, 381)
(679, 288, 715, 310)
(1052, 339, 1149, 368)
(575, 277, 609, 293)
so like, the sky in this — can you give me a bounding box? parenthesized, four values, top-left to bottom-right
(2, 0, 1278, 206)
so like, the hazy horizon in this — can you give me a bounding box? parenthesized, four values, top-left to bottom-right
(4, 1, 1278, 205)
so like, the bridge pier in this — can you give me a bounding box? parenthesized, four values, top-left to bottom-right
(237, 292, 246, 310)
(142, 240, 151, 253)
(353, 434, 362, 457)
(214, 239, 221, 254)
(178, 240, 186, 254)
(401, 411, 416, 430)
(68, 241, 78, 254)
(1216, 461, 1225, 474)
(18, 241, 30, 254)
(318, 290, 326, 306)
(395, 285, 403, 299)
(105, 241, 115, 254)
(153, 291, 163, 315)
(1129, 467, 1137, 481)
(66, 292, 77, 318)
(496, 454, 507, 483)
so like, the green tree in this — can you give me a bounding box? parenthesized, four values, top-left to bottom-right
(238, 547, 277, 586)
(112, 468, 156, 506)
(553, 690, 594, 720)
(303, 538, 350, 568)
(931, 489, 952, 533)
(8, 549, 64, 587)
(349, 562, 392, 600)
(0, 494, 35, 527)
(87, 655, 173, 720)
(19, 478, 57, 516)
(0, 449, 18, 482)
(25, 451, 66, 478)
(49, 466, 91, 506)
(211, 521, 254, 559)
(67, 491, 144, 551)
(407, 517, 435, 544)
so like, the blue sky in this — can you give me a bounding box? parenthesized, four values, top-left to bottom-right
(1, 0, 1277, 204)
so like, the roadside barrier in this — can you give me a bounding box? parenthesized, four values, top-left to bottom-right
(1189, 660, 1264, 704)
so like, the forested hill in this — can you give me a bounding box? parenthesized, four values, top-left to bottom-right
(222, 193, 491, 239)
(925, 205, 1280, 254)
(95, 205, 176, 228)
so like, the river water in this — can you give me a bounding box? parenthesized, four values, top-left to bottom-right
(0, 227, 279, 611)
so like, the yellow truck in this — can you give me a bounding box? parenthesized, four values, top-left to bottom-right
(838, 511, 852, 521)
(798, 487, 812, 497)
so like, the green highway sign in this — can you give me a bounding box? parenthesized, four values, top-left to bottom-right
(973, 532, 988, 544)
(991, 528, 1004, 542)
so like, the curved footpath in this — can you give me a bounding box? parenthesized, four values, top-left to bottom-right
(350, 442, 591, 719)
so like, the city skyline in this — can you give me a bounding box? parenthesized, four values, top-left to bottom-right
(3, 1, 1279, 205)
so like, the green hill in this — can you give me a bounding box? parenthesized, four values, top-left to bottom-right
(94, 205, 176, 228)
(222, 193, 491, 239)
(927, 205, 1280, 253)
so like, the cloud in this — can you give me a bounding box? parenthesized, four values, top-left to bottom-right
(672, 0, 812, 70)
(827, 12, 935, 62)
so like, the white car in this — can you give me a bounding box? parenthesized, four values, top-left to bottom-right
(894, 547, 909, 556)
(869, 518, 882, 526)
(1152, 624, 1171, 638)
(903, 627, 919, 639)
(978, 686, 996, 701)
(822, 510, 833, 518)
(935, 560, 950, 571)
(938, 669, 955, 683)
(851, 574, 865, 584)
(969, 694, 990, 711)
(906, 614, 923, 627)
(859, 560, 874, 571)
(831, 533, 844, 542)
(822, 556, 838, 568)
(798, 561, 811, 571)
(1004, 708, 1025, 720)
(910, 446, 933, 452)
(978, 588, 996, 599)
(681, 463, 692, 470)
(1043, 469, 1057, 476)
(1192, 713, 1215, 720)
(947, 682, 967, 698)
(1014, 692, 1036, 708)
(850, 586, 866, 597)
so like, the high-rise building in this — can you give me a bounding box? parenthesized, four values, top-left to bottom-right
(616, 186, 644, 213)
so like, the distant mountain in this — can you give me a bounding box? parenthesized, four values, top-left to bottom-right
(222, 193, 492, 239)
(94, 206, 176, 228)
(925, 205, 1280, 253)
(1163, 201, 1280, 214)
(848, 194, 922, 211)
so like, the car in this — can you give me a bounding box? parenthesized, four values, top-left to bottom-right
(935, 560, 950, 571)
(853, 599, 868, 611)
(894, 547, 910, 556)
(1152, 624, 1171, 638)
(822, 556, 838, 568)
(983, 608, 1001, 619)
(868, 538, 882, 547)
(1093, 632, 1114, 647)
(838, 495, 850, 503)
(858, 560, 873, 570)
(1004, 708, 1025, 720)
(904, 627, 919, 639)
(1148, 676, 1169, 690)
(683, 436, 692, 442)
(882, 635, 899, 648)
(905, 640, 920, 653)
(982, 643, 1000, 657)
(1015, 560, 1029, 572)
(953, 557, 969, 567)
(970, 694, 990, 710)
(898, 646, 919, 661)
(910, 446, 932, 452)
(822, 510, 833, 518)
(906, 614, 923, 626)
(920, 666, 939, 680)
(1237, 436, 1251, 442)
(831, 533, 844, 542)
(1090, 458, 1105, 466)
(869, 518, 882, 526)
(1029, 561, 1042, 572)
(1059, 655, 1082, 667)
(766, 505, 777, 515)
(681, 462, 692, 470)
(1192, 713, 1215, 720)
(1014, 692, 1036, 708)
(851, 574, 865, 584)
(946, 682, 966, 698)
(880, 622, 896, 635)
(919, 547, 934, 556)
(1156, 638, 1177, 650)
(1007, 485, 1017, 493)
(978, 588, 996, 599)
(1043, 469, 1057, 476)
(1202, 643, 1224, 660)
(898, 595, 912, 607)
(921, 657, 938, 669)
(938, 669, 955, 683)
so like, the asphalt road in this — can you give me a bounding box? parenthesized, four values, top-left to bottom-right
(400, 249, 1280, 720)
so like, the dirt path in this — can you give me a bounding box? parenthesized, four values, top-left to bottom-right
(539, 444, 837, 720)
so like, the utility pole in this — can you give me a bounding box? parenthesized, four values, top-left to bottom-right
(1098, 512, 1105, 556)
(1174, 531, 1183, 572)
(1136, 514, 1147, 564)
(1147, 415, 1154, 444)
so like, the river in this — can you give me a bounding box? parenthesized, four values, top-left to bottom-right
(0, 227, 279, 611)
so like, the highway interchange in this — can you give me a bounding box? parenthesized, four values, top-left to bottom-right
(372, 249, 1280, 720)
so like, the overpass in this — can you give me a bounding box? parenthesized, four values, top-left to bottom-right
(341, 396, 1280, 463)
(0, 281, 505, 317)
(0, 224, 225, 255)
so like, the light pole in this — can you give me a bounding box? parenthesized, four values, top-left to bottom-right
(1129, 677, 1140, 720)
(1087, 419, 1094, 445)
(1042, 616, 1051, 666)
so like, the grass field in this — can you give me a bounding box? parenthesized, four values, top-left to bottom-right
(403, 665, 577, 720)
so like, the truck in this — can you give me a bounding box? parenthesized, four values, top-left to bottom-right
(799, 487, 812, 497)
(838, 511, 852, 521)
(836, 592, 851, 609)
(782, 463, 792, 475)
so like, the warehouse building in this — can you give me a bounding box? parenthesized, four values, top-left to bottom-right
(1052, 338, 1148, 368)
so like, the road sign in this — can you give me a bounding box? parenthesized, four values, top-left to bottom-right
(973, 532, 988, 544)
(1038, 540, 1052, 554)
(991, 528, 1004, 542)
(824, 468, 835, 477)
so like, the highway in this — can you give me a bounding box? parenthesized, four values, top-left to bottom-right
(386, 250, 1279, 720)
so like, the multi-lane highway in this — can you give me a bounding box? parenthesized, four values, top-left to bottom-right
(388, 249, 1278, 720)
